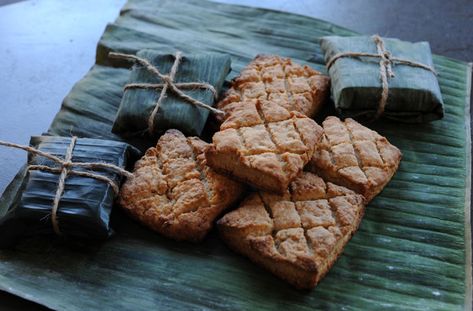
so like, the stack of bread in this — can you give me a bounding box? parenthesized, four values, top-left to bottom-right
(119, 55, 401, 289)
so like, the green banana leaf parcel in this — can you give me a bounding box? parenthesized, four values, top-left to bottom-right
(112, 50, 231, 137)
(0, 0, 471, 310)
(320, 35, 444, 123)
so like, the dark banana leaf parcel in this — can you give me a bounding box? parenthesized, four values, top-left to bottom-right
(0, 0, 471, 310)
(0, 136, 139, 247)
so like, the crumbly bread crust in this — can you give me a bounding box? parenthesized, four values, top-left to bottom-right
(206, 106, 323, 193)
(216, 55, 330, 123)
(308, 116, 402, 203)
(218, 172, 365, 289)
(119, 129, 244, 242)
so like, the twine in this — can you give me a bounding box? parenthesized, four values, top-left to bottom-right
(109, 52, 225, 134)
(326, 35, 437, 120)
(0, 137, 133, 236)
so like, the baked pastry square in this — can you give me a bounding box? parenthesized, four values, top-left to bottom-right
(119, 129, 244, 242)
(308, 116, 402, 203)
(218, 172, 365, 289)
(205, 103, 323, 193)
(216, 55, 330, 123)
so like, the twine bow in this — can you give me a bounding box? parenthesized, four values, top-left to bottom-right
(0, 137, 133, 236)
(109, 52, 225, 134)
(326, 35, 437, 120)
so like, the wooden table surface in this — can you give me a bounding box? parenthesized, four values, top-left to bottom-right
(0, 0, 471, 309)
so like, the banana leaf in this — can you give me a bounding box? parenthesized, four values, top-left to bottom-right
(0, 0, 471, 310)
(112, 50, 231, 137)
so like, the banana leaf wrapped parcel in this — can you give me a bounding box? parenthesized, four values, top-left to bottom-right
(320, 35, 444, 123)
(0, 136, 139, 247)
(112, 50, 232, 137)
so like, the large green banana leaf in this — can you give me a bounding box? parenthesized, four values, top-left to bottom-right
(0, 0, 471, 310)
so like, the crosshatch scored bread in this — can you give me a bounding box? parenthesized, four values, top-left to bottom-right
(216, 55, 330, 123)
(205, 107, 323, 194)
(119, 129, 244, 242)
(307, 116, 402, 203)
(218, 171, 365, 289)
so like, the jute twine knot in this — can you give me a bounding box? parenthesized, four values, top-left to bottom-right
(109, 51, 225, 134)
(326, 34, 437, 120)
(0, 137, 133, 236)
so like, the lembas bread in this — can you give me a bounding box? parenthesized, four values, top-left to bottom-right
(216, 55, 330, 123)
(307, 116, 402, 203)
(206, 106, 323, 193)
(218, 172, 365, 289)
(120, 129, 244, 242)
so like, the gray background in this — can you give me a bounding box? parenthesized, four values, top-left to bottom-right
(0, 0, 471, 309)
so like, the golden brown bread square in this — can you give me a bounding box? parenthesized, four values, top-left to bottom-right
(307, 116, 402, 203)
(217, 171, 365, 289)
(119, 129, 244, 242)
(216, 55, 330, 124)
(205, 106, 323, 193)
